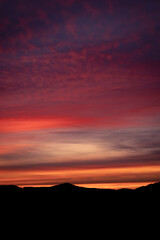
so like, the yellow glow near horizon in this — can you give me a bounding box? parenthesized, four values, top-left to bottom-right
(1, 165, 160, 188)
(77, 182, 154, 189)
(17, 182, 155, 189)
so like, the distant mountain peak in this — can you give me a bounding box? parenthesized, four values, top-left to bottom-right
(60, 183, 74, 186)
(52, 182, 77, 190)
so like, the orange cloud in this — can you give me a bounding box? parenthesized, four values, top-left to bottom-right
(1, 165, 159, 188)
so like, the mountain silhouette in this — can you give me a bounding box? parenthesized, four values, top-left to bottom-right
(135, 181, 160, 192)
(0, 181, 160, 193)
(0, 185, 20, 192)
(51, 182, 81, 191)
(0, 181, 159, 223)
(0, 181, 159, 200)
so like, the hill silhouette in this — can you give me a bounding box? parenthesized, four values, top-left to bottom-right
(0, 181, 159, 193)
(0, 181, 159, 200)
(0, 181, 159, 225)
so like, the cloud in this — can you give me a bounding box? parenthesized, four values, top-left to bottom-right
(0, 0, 160, 186)
(1, 126, 160, 165)
(1, 158, 160, 186)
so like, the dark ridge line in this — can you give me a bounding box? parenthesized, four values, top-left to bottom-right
(0, 181, 160, 192)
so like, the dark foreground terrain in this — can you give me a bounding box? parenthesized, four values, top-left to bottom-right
(0, 181, 159, 208)
(0, 182, 159, 232)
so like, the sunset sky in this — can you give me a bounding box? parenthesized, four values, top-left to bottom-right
(0, 0, 160, 189)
